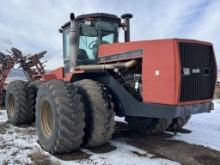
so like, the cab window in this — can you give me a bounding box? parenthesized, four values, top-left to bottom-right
(101, 31, 115, 44)
(79, 36, 98, 60)
(63, 28, 70, 59)
(78, 25, 98, 64)
(62, 28, 71, 73)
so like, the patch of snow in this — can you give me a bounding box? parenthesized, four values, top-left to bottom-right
(173, 101, 220, 151)
(0, 110, 7, 122)
(55, 140, 179, 165)
(0, 126, 39, 164)
(114, 116, 127, 123)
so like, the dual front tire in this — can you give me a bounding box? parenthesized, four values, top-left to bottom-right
(6, 79, 115, 154)
(36, 79, 115, 154)
(35, 80, 85, 154)
(75, 79, 115, 147)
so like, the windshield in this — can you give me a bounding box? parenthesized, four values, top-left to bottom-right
(77, 22, 117, 65)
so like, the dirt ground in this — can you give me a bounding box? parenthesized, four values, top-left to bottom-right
(49, 121, 220, 165)
(113, 122, 220, 165)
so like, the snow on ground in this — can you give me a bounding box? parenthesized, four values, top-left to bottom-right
(116, 101, 220, 152)
(114, 116, 127, 123)
(57, 141, 178, 165)
(173, 101, 220, 151)
(0, 110, 38, 164)
(0, 110, 7, 122)
(1, 101, 220, 164)
(0, 109, 178, 165)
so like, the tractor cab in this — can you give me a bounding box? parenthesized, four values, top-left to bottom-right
(60, 13, 122, 73)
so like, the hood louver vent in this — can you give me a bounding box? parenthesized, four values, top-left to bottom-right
(179, 42, 216, 102)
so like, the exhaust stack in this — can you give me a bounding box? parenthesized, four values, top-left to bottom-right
(69, 13, 78, 72)
(121, 13, 133, 42)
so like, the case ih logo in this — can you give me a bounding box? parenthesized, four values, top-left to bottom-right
(183, 68, 190, 75)
(192, 68, 200, 74)
(183, 68, 210, 76)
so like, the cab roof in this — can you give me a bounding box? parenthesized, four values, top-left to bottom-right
(61, 13, 121, 29)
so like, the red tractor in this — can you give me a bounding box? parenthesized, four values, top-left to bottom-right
(5, 13, 217, 154)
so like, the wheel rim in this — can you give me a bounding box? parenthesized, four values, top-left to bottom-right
(41, 100, 54, 137)
(8, 94, 15, 115)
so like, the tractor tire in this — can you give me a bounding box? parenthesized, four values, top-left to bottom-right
(125, 116, 171, 134)
(0, 52, 7, 71)
(0, 89, 6, 107)
(167, 115, 191, 131)
(6, 80, 34, 125)
(27, 80, 43, 122)
(35, 80, 85, 154)
(75, 79, 115, 147)
(29, 80, 43, 88)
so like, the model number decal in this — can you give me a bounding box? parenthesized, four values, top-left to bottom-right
(98, 49, 143, 62)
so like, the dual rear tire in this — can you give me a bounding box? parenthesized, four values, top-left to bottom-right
(167, 116, 191, 131)
(6, 80, 35, 125)
(125, 116, 190, 134)
(126, 116, 171, 134)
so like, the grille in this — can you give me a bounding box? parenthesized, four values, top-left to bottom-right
(179, 42, 216, 102)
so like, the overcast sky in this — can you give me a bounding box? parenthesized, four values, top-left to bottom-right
(0, 0, 219, 69)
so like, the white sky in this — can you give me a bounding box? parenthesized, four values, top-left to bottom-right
(0, 0, 219, 69)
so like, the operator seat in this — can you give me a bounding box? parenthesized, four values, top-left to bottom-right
(78, 49, 89, 64)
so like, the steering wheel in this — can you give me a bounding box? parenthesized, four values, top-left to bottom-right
(88, 40, 97, 50)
